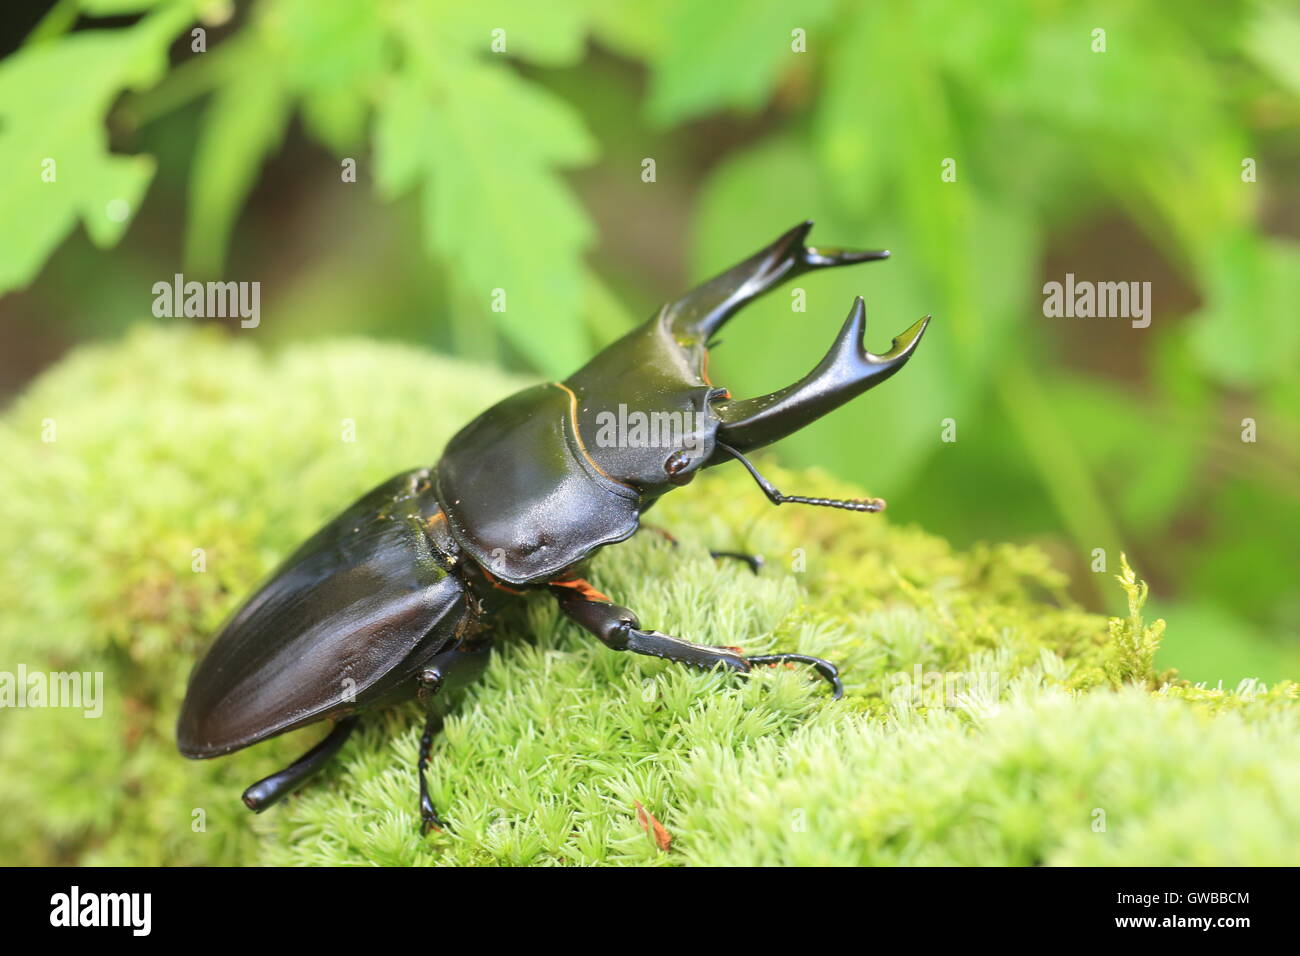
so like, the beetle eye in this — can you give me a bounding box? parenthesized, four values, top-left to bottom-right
(664, 450, 693, 485)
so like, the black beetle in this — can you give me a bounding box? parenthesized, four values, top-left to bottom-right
(178, 222, 929, 831)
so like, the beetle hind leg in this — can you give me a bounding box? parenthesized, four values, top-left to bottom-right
(241, 716, 359, 812)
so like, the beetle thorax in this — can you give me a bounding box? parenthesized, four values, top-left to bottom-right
(563, 316, 722, 493)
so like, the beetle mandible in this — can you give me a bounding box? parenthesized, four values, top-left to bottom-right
(177, 221, 930, 831)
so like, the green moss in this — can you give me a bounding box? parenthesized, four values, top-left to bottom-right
(1, 326, 1296, 866)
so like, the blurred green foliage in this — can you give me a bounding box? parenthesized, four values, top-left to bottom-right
(1, 0, 1297, 684)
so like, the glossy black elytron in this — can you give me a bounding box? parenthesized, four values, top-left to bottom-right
(177, 221, 931, 831)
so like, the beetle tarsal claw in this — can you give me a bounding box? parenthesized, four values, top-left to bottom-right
(743, 653, 844, 700)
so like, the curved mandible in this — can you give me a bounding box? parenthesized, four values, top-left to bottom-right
(663, 220, 889, 344)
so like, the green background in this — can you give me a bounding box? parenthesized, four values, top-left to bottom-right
(3, 0, 1297, 680)
(0, 0, 1298, 865)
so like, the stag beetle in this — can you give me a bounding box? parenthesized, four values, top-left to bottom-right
(178, 222, 930, 831)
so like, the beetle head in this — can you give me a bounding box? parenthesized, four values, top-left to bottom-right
(563, 221, 928, 500)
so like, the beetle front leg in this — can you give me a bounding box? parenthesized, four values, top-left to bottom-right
(551, 580, 842, 698)
(556, 586, 749, 673)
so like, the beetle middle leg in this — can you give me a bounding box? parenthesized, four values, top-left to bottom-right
(416, 707, 446, 834)
(640, 524, 764, 574)
(414, 637, 493, 834)
(551, 579, 842, 698)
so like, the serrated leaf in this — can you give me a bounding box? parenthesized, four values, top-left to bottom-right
(0, 8, 190, 294)
(647, 0, 834, 124)
(185, 44, 291, 275)
(257, 0, 388, 153)
(406, 0, 593, 67)
(376, 58, 597, 374)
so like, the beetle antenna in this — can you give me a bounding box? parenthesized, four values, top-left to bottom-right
(714, 441, 886, 513)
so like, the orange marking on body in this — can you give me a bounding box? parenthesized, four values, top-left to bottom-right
(550, 577, 613, 604)
(480, 567, 526, 595)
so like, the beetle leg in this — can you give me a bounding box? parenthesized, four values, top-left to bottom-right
(416, 705, 446, 834)
(553, 582, 749, 673)
(412, 639, 494, 834)
(241, 716, 359, 812)
(707, 550, 765, 574)
(745, 654, 843, 699)
(640, 525, 764, 574)
(551, 581, 841, 697)
(640, 523, 679, 546)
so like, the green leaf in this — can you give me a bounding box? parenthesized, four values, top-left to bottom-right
(1187, 233, 1300, 387)
(1045, 375, 1199, 533)
(373, 79, 427, 200)
(1246, 1, 1300, 97)
(1104, 554, 1166, 688)
(79, 0, 170, 13)
(185, 43, 291, 275)
(588, 0, 677, 61)
(376, 55, 597, 374)
(0, 7, 190, 294)
(257, 0, 388, 153)
(647, 0, 834, 124)
(406, 0, 593, 68)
